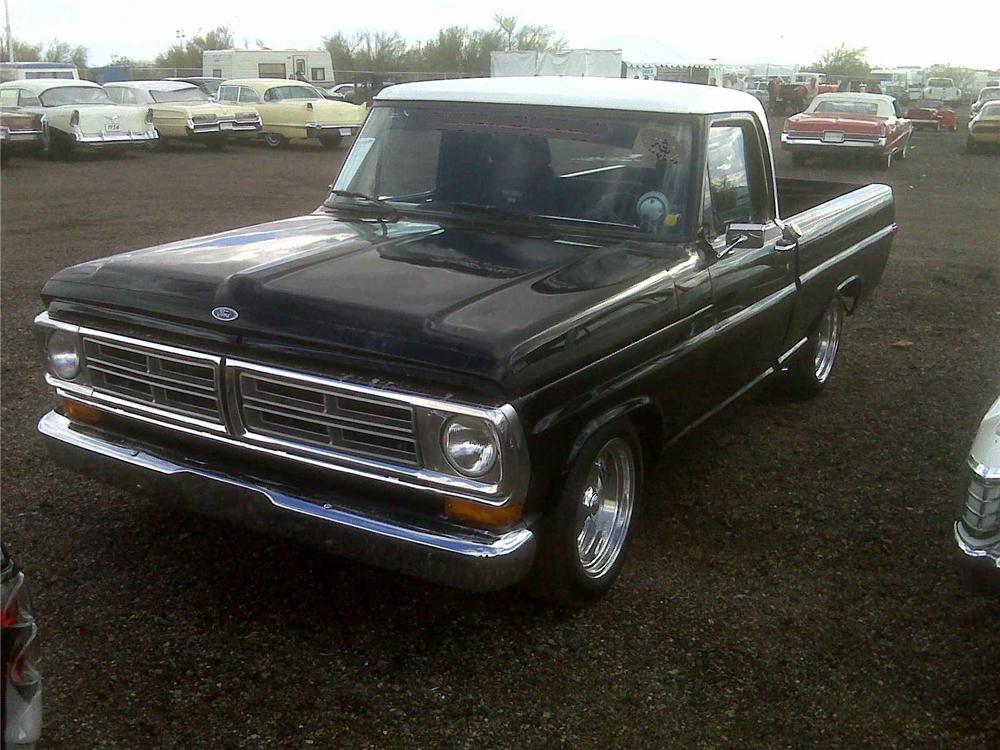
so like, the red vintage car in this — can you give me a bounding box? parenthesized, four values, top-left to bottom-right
(781, 92, 914, 169)
(904, 99, 958, 131)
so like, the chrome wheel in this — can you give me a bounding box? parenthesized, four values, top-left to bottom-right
(814, 302, 843, 383)
(576, 437, 636, 579)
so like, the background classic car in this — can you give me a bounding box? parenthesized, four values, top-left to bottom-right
(215, 78, 366, 149)
(954, 396, 1000, 575)
(104, 81, 261, 150)
(970, 86, 1000, 120)
(0, 109, 46, 161)
(0, 78, 156, 158)
(34, 77, 896, 606)
(967, 102, 1000, 152)
(904, 99, 958, 131)
(782, 92, 913, 169)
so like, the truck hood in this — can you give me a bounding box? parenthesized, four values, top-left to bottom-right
(788, 112, 885, 133)
(43, 212, 685, 392)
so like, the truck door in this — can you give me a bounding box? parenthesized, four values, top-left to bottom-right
(703, 114, 797, 395)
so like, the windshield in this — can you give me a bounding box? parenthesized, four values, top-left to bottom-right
(980, 89, 1000, 102)
(39, 86, 112, 106)
(331, 104, 697, 239)
(814, 100, 880, 115)
(150, 87, 210, 103)
(264, 85, 324, 101)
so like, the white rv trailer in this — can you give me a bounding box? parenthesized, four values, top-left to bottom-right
(203, 50, 335, 85)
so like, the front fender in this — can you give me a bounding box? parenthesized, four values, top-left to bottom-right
(562, 397, 663, 473)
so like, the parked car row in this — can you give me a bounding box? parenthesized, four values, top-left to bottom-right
(0, 76, 368, 160)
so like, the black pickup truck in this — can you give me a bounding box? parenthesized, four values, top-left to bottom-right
(35, 78, 895, 606)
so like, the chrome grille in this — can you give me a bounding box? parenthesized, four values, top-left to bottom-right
(236, 368, 420, 466)
(82, 336, 223, 426)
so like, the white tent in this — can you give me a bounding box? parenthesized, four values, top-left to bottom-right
(490, 49, 623, 78)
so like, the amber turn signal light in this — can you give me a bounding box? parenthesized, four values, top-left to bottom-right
(444, 498, 524, 528)
(61, 398, 102, 425)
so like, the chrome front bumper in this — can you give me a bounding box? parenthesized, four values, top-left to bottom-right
(38, 410, 536, 591)
(954, 522, 1000, 569)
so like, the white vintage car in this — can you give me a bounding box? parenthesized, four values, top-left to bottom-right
(104, 81, 261, 149)
(955, 396, 1000, 572)
(216, 78, 366, 149)
(0, 78, 156, 158)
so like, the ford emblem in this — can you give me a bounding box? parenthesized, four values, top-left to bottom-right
(212, 306, 239, 322)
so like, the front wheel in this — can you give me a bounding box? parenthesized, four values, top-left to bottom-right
(779, 298, 844, 399)
(262, 132, 286, 149)
(523, 420, 643, 607)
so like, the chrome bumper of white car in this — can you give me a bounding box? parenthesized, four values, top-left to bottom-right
(73, 127, 158, 145)
(954, 460, 1000, 570)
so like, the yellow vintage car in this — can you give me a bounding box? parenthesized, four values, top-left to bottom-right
(104, 81, 261, 150)
(216, 78, 366, 149)
(967, 102, 1000, 153)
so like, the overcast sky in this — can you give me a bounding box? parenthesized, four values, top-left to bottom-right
(9, 0, 998, 70)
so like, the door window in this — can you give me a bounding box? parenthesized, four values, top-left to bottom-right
(237, 87, 261, 104)
(0, 88, 18, 108)
(105, 87, 123, 104)
(703, 122, 768, 234)
(217, 85, 238, 103)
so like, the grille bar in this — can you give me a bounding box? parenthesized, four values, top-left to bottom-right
(235, 369, 420, 466)
(82, 336, 224, 426)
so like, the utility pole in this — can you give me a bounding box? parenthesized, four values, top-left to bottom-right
(4, 0, 14, 63)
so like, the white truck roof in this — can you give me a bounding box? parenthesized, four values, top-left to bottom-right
(376, 76, 765, 118)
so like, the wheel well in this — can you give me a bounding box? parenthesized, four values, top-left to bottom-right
(836, 276, 863, 315)
(628, 404, 665, 469)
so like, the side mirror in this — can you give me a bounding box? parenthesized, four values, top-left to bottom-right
(724, 223, 766, 251)
(775, 219, 804, 251)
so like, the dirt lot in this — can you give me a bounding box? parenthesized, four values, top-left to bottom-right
(2, 116, 998, 749)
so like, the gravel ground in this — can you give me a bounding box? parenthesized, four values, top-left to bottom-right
(2, 116, 998, 749)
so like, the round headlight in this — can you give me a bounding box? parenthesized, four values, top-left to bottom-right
(441, 416, 499, 477)
(47, 330, 81, 380)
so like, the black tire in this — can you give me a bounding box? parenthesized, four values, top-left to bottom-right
(319, 134, 342, 150)
(262, 132, 285, 149)
(522, 418, 643, 608)
(779, 298, 844, 399)
(48, 132, 74, 160)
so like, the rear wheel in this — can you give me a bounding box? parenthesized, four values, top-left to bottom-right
(318, 134, 342, 150)
(262, 132, 286, 149)
(523, 419, 643, 607)
(779, 298, 844, 399)
(48, 132, 74, 160)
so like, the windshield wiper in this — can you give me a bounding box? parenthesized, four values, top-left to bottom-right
(325, 189, 400, 222)
(431, 202, 562, 239)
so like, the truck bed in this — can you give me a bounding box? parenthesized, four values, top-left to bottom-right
(776, 177, 862, 218)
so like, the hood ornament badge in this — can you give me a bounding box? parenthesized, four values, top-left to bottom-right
(212, 306, 239, 322)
